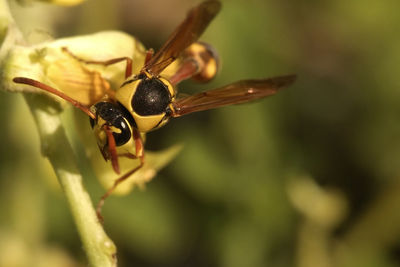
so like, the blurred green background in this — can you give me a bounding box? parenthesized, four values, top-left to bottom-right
(2, 0, 400, 266)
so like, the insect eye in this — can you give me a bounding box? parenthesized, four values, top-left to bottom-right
(112, 117, 131, 146)
(132, 78, 171, 116)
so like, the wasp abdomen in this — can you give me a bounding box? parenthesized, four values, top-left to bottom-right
(184, 42, 219, 83)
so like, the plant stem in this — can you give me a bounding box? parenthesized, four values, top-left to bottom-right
(0, 0, 118, 264)
(24, 93, 117, 267)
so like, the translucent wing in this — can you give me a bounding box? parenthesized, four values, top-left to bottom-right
(171, 75, 296, 117)
(144, 0, 221, 76)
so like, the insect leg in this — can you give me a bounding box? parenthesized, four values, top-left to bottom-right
(102, 125, 120, 174)
(62, 47, 133, 78)
(96, 128, 145, 223)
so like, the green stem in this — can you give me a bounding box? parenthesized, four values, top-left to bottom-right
(0, 0, 118, 265)
(24, 93, 117, 267)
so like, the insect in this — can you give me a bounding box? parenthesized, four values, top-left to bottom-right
(13, 0, 296, 221)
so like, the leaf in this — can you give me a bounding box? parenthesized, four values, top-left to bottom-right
(93, 143, 183, 195)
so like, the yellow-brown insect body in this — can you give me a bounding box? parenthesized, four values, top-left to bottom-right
(116, 71, 176, 133)
(11, 0, 296, 219)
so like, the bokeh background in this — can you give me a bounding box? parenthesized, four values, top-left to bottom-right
(1, 0, 400, 266)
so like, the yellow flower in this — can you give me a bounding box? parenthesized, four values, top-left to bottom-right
(3, 30, 182, 194)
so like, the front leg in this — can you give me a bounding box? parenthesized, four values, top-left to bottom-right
(96, 127, 145, 223)
(62, 47, 133, 79)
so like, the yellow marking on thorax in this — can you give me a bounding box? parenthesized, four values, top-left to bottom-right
(132, 112, 166, 132)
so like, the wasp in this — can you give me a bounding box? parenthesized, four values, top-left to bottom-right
(13, 0, 296, 221)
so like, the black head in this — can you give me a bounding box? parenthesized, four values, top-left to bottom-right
(90, 102, 134, 147)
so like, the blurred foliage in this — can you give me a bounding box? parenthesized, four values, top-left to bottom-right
(1, 0, 400, 266)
